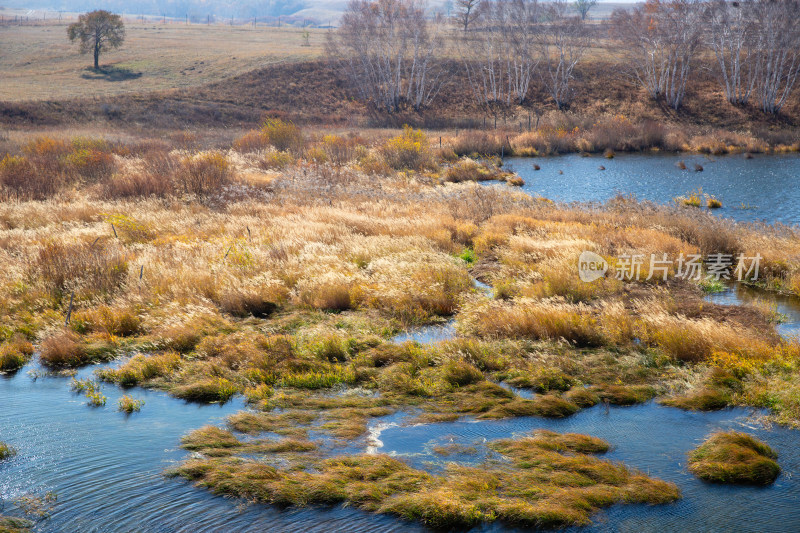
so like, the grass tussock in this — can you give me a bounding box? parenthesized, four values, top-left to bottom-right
(39, 330, 92, 368)
(688, 431, 779, 485)
(0, 516, 32, 533)
(118, 395, 145, 413)
(0, 336, 34, 372)
(172, 429, 678, 529)
(0, 442, 17, 461)
(661, 387, 731, 411)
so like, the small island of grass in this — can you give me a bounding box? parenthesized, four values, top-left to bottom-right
(688, 431, 779, 485)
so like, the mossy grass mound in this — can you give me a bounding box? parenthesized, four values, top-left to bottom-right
(661, 387, 731, 411)
(688, 431, 779, 485)
(0, 516, 33, 533)
(0, 442, 17, 461)
(173, 429, 679, 529)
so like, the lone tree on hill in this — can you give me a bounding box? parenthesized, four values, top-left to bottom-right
(68, 10, 125, 70)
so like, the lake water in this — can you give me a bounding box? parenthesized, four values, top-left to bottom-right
(373, 402, 800, 533)
(4, 359, 799, 533)
(503, 153, 800, 226)
(0, 361, 416, 532)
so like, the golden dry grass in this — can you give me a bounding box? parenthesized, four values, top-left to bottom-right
(0, 21, 324, 101)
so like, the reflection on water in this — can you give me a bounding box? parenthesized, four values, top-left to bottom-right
(391, 320, 456, 344)
(504, 153, 800, 226)
(0, 362, 420, 533)
(706, 283, 800, 337)
(373, 402, 800, 533)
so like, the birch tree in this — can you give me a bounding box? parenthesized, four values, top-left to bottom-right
(542, 1, 591, 109)
(461, 0, 540, 113)
(706, 0, 759, 105)
(327, 0, 444, 112)
(707, 0, 800, 113)
(610, 0, 703, 110)
(752, 0, 800, 113)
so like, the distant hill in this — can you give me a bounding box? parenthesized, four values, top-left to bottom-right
(0, 1, 635, 25)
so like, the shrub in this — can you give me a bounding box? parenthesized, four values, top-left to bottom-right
(86, 390, 107, 407)
(0, 336, 34, 372)
(233, 130, 271, 153)
(381, 126, 434, 171)
(0, 154, 60, 200)
(176, 152, 231, 197)
(103, 171, 173, 198)
(443, 159, 491, 182)
(450, 131, 503, 157)
(688, 431, 779, 485)
(321, 134, 361, 164)
(22, 136, 71, 158)
(66, 148, 115, 181)
(262, 119, 304, 152)
(39, 330, 90, 368)
(259, 150, 295, 170)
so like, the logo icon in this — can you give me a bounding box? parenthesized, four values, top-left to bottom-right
(578, 251, 608, 282)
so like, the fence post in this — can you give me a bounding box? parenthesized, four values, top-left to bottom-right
(65, 291, 75, 326)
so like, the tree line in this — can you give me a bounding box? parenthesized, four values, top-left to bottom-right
(327, 0, 800, 115)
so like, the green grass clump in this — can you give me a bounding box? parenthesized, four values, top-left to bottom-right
(118, 395, 145, 413)
(0, 336, 34, 372)
(182, 426, 242, 456)
(505, 366, 575, 393)
(480, 395, 580, 419)
(172, 378, 238, 403)
(661, 387, 731, 411)
(69, 378, 108, 406)
(97, 352, 181, 386)
(86, 390, 107, 407)
(564, 387, 600, 407)
(278, 367, 356, 389)
(172, 430, 679, 529)
(593, 384, 655, 405)
(688, 431, 779, 485)
(0, 516, 33, 533)
(525, 430, 610, 454)
(0, 442, 17, 461)
(699, 278, 727, 293)
(457, 248, 477, 264)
